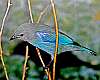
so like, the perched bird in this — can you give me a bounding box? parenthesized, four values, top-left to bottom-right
(10, 23, 96, 59)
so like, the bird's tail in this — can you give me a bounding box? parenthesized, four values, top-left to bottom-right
(79, 46, 96, 56)
(70, 42, 96, 56)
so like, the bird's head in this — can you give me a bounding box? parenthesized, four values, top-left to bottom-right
(10, 23, 37, 41)
(10, 22, 50, 42)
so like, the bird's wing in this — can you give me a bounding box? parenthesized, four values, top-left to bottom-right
(35, 31, 74, 54)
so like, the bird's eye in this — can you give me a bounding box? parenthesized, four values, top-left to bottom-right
(14, 33, 24, 39)
(19, 33, 24, 36)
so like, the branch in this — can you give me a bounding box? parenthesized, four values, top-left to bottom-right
(35, 48, 51, 80)
(22, 46, 29, 80)
(27, 0, 34, 23)
(50, 0, 59, 80)
(0, 0, 12, 80)
(37, 4, 50, 23)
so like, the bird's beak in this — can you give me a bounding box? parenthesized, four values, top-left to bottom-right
(10, 35, 16, 40)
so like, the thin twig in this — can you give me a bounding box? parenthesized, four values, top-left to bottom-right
(0, 0, 12, 34)
(22, 46, 29, 80)
(0, 0, 12, 80)
(36, 48, 51, 80)
(37, 4, 50, 23)
(50, 0, 59, 80)
(27, 0, 34, 23)
(27, 0, 51, 80)
(0, 54, 9, 80)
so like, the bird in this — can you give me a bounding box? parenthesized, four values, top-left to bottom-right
(10, 22, 96, 59)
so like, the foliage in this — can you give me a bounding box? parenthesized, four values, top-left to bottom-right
(0, 56, 100, 80)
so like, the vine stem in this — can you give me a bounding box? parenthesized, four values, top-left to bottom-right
(50, 0, 59, 80)
(0, 0, 12, 80)
(22, 46, 29, 80)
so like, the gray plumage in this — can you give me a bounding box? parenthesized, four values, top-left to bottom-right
(10, 22, 96, 59)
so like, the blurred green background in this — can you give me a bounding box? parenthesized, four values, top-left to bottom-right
(0, 0, 100, 80)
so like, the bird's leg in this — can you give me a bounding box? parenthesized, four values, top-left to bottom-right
(43, 56, 53, 70)
(47, 59, 53, 67)
(43, 66, 49, 70)
(43, 60, 52, 72)
(46, 55, 54, 67)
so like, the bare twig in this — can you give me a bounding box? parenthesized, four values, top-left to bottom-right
(27, 0, 34, 23)
(50, 0, 59, 80)
(36, 48, 51, 80)
(22, 46, 29, 80)
(37, 4, 50, 23)
(0, 0, 12, 80)
(35, 48, 45, 67)
(0, 0, 12, 34)
(27, 0, 51, 80)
